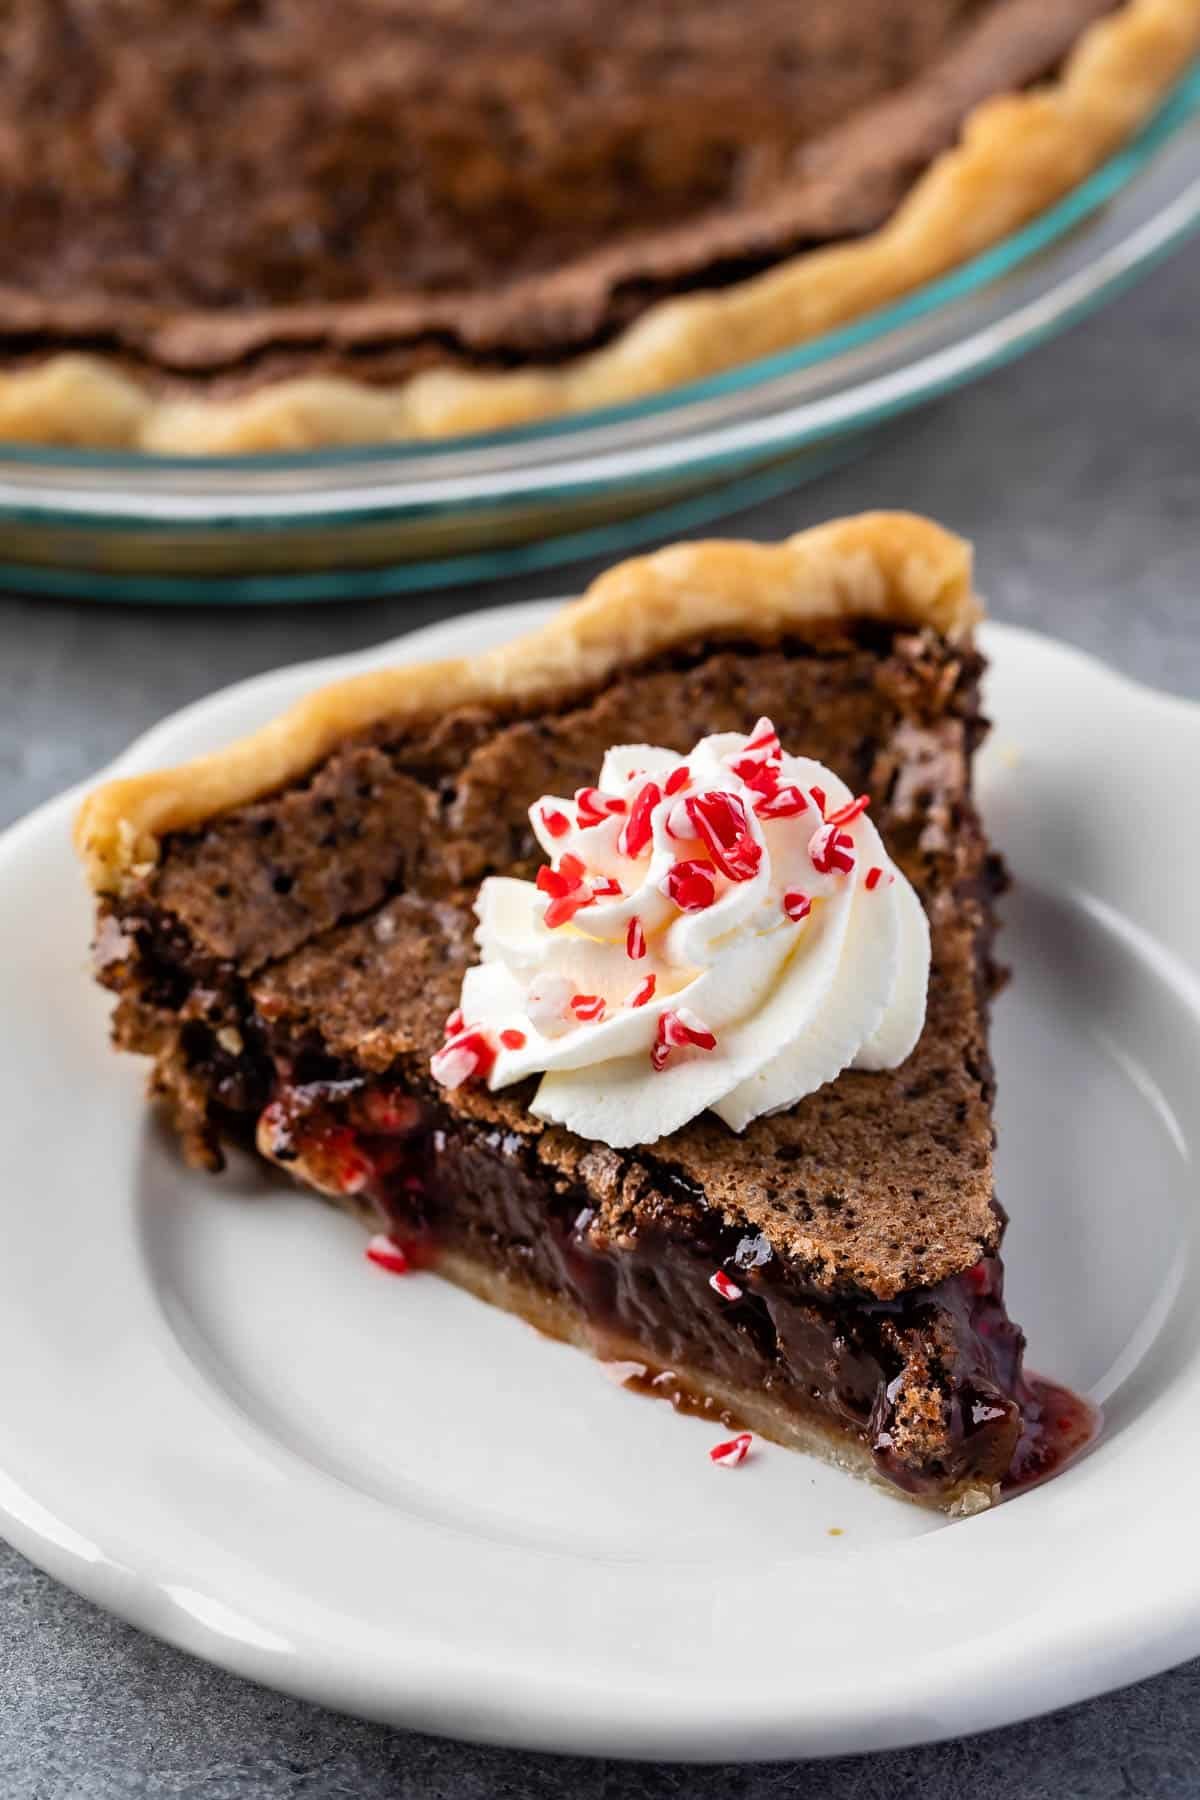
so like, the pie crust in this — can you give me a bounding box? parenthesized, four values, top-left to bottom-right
(9, 0, 1198, 453)
(75, 509, 976, 891)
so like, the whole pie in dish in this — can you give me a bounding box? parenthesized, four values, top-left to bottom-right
(77, 511, 1095, 1512)
(4, 0, 1196, 452)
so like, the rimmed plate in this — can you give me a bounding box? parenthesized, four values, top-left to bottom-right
(0, 64, 1197, 603)
(1, 601, 1198, 1759)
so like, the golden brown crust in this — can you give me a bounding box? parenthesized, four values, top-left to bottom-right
(3, 0, 1195, 452)
(74, 511, 977, 893)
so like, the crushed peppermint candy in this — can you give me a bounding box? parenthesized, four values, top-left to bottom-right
(709, 1270, 744, 1301)
(617, 779, 662, 858)
(436, 714, 928, 1146)
(686, 790, 762, 882)
(365, 1235, 410, 1275)
(728, 717, 781, 787)
(809, 822, 856, 876)
(754, 782, 809, 821)
(537, 854, 595, 928)
(709, 1432, 754, 1468)
(431, 1028, 496, 1090)
(783, 888, 812, 923)
(663, 859, 717, 912)
(575, 786, 627, 828)
(651, 1006, 718, 1071)
(570, 993, 607, 1023)
(825, 793, 871, 829)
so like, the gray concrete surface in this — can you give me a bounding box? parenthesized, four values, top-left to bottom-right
(0, 238, 1196, 1798)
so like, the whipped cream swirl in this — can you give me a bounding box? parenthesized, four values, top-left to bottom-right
(431, 718, 929, 1149)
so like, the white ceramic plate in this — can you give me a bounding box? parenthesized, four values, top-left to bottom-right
(1, 604, 1198, 1761)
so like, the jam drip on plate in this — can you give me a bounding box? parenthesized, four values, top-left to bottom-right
(257, 1075, 1098, 1503)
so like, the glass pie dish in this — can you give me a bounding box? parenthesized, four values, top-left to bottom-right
(0, 65, 1196, 606)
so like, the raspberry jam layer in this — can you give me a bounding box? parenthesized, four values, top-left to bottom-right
(259, 1077, 1097, 1504)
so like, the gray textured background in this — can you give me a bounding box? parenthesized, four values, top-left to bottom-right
(1, 238, 1197, 1799)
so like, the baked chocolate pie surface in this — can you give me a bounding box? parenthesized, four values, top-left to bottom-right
(77, 514, 1095, 1511)
(4, 0, 1196, 449)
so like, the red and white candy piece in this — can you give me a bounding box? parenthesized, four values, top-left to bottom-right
(825, 793, 871, 829)
(651, 1006, 718, 1071)
(782, 888, 811, 923)
(709, 1431, 754, 1469)
(570, 993, 607, 1023)
(728, 717, 781, 789)
(809, 822, 856, 876)
(664, 764, 691, 796)
(686, 791, 762, 882)
(431, 1027, 496, 1090)
(626, 972, 657, 1008)
(538, 805, 571, 839)
(365, 1234, 410, 1275)
(575, 786, 627, 829)
(626, 916, 647, 960)
(662, 859, 717, 913)
(864, 866, 883, 891)
(753, 782, 809, 821)
(536, 852, 594, 928)
(709, 1270, 743, 1301)
(617, 780, 662, 858)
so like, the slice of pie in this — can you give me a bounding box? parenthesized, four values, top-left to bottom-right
(3, 0, 1195, 450)
(77, 512, 1092, 1512)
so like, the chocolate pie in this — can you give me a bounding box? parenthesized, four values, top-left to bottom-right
(4, 0, 1195, 450)
(77, 512, 1095, 1511)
